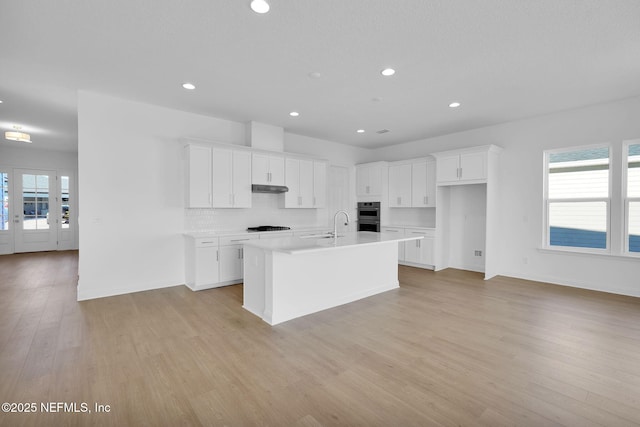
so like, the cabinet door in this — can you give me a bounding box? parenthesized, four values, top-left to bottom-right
(381, 227, 405, 260)
(285, 158, 300, 207)
(459, 151, 487, 181)
(219, 244, 243, 282)
(411, 161, 427, 207)
(195, 245, 219, 285)
(389, 164, 411, 207)
(313, 161, 327, 208)
(252, 154, 270, 185)
(404, 239, 420, 264)
(368, 165, 383, 196)
(421, 237, 435, 265)
(212, 148, 233, 208)
(425, 161, 436, 207)
(186, 145, 212, 208)
(269, 155, 285, 186)
(299, 159, 314, 207)
(232, 151, 252, 208)
(356, 165, 369, 196)
(436, 154, 460, 184)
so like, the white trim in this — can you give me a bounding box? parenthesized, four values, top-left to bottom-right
(537, 247, 640, 260)
(77, 278, 183, 301)
(498, 270, 640, 299)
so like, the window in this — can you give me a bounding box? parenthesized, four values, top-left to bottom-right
(1, 172, 8, 231)
(544, 146, 610, 251)
(626, 142, 640, 253)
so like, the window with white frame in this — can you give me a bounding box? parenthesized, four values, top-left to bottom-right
(625, 142, 640, 254)
(544, 145, 610, 251)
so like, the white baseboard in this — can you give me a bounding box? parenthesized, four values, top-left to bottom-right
(498, 270, 640, 299)
(77, 278, 183, 301)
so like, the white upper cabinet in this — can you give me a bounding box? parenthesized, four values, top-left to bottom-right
(387, 158, 436, 208)
(411, 160, 436, 207)
(285, 158, 326, 208)
(356, 162, 386, 197)
(186, 145, 213, 208)
(388, 163, 412, 207)
(313, 161, 327, 208)
(252, 153, 285, 186)
(212, 148, 252, 208)
(186, 144, 251, 209)
(231, 150, 252, 207)
(435, 148, 489, 185)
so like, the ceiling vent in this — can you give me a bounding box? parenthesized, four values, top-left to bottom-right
(376, 129, 390, 134)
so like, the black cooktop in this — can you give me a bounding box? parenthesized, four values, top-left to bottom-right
(247, 226, 291, 232)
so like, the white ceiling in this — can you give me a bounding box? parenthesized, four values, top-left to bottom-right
(1, 0, 639, 152)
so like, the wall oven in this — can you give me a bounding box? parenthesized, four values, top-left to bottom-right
(357, 202, 381, 232)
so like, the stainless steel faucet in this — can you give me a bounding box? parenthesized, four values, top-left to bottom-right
(332, 210, 350, 237)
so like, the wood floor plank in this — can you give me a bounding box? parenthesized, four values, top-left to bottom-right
(2, 251, 640, 426)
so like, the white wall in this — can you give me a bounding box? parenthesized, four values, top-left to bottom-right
(77, 91, 367, 300)
(370, 96, 640, 297)
(77, 91, 248, 300)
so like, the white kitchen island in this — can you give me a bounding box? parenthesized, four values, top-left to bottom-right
(242, 231, 422, 325)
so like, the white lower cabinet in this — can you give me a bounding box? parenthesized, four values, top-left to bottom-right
(185, 237, 220, 289)
(185, 234, 258, 290)
(219, 245, 244, 282)
(382, 226, 435, 269)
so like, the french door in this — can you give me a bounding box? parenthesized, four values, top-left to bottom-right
(13, 169, 58, 253)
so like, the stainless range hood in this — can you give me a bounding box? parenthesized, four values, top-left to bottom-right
(251, 184, 289, 194)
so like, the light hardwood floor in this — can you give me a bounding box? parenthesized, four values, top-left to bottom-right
(1, 251, 640, 426)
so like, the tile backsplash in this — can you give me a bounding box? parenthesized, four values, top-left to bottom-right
(185, 193, 328, 232)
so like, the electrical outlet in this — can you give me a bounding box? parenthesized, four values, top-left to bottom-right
(474, 250, 483, 257)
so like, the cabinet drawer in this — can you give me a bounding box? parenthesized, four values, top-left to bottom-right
(219, 234, 259, 246)
(195, 237, 219, 247)
(405, 228, 435, 238)
(381, 227, 405, 234)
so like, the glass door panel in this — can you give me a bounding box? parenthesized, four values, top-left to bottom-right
(14, 169, 57, 253)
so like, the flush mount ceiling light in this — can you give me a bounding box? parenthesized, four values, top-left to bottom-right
(5, 125, 31, 143)
(449, 102, 461, 108)
(182, 82, 196, 90)
(356, 129, 365, 133)
(250, 0, 270, 13)
(289, 111, 299, 117)
(380, 68, 396, 77)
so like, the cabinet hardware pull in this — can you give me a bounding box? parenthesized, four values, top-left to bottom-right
(231, 238, 250, 242)
(216, 250, 219, 261)
(202, 241, 215, 244)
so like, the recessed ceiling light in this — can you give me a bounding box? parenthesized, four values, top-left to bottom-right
(182, 83, 196, 90)
(250, 0, 270, 13)
(308, 71, 322, 79)
(449, 102, 461, 108)
(0, 100, 3, 103)
(356, 129, 365, 133)
(380, 68, 395, 77)
(289, 111, 299, 117)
